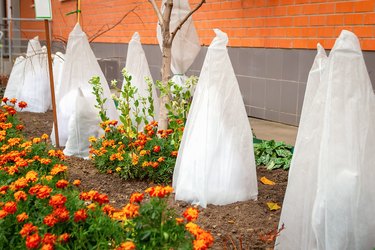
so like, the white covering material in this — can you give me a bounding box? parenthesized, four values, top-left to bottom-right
(52, 52, 65, 100)
(18, 37, 51, 112)
(52, 23, 118, 148)
(123, 32, 159, 124)
(276, 30, 375, 249)
(157, 0, 200, 86)
(173, 29, 258, 208)
(63, 88, 102, 159)
(3, 56, 26, 100)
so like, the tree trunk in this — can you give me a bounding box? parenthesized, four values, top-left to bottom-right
(158, 0, 173, 131)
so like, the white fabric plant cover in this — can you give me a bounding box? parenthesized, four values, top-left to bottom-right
(276, 30, 375, 249)
(156, 0, 201, 86)
(52, 52, 65, 101)
(3, 56, 26, 100)
(63, 88, 102, 159)
(173, 29, 258, 208)
(18, 37, 51, 112)
(52, 23, 118, 147)
(123, 32, 159, 125)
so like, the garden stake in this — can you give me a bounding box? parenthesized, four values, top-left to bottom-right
(44, 19, 60, 147)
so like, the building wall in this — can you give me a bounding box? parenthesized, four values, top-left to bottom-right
(19, 0, 375, 126)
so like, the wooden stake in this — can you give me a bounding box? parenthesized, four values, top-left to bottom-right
(44, 19, 60, 147)
(77, 0, 81, 24)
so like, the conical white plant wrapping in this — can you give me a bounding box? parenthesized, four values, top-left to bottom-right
(122, 32, 159, 127)
(173, 29, 258, 208)
(63, 87, 102, 159)
(52, 23, 118, 147)
(18, 37, 51, 112)
(157, 0, 201, 86)
(276, 30, 375, 249)
(3, 56, 26, 100)
(52, 52, 65, 101)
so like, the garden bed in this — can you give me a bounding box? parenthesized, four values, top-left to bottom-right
(18, 111, 288, 249)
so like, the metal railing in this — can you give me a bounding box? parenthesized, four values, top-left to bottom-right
(0, 18, 50, 74)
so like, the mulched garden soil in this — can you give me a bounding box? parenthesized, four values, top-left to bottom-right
(18, 110, 288, 249)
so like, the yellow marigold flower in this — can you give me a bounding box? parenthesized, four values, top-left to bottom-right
(176, 217, 184, 224)
(25, 171, 38, 182)
(8, 166, 19, 175)
(88, 136, 97, 143)
(13, 177, 28, 190)
(41, 134, 49, 140)
(32, 138, 41, 144)
(87, 203, 96, 210)
(8, 138, 21, 146)
(116, 167, 122, 172)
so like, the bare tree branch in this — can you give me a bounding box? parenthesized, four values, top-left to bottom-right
(148, 0, 163, 26)
(169, 0, 205, 43)
(88, 6, 138, 43)
(162, 0, 173, 45)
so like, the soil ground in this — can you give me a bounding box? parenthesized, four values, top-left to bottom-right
(18, 110, 288, 249)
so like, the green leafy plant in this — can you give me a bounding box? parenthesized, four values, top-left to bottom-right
(254, 140, 293, 170)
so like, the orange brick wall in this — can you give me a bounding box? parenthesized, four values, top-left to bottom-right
(20, 0, 375, 50)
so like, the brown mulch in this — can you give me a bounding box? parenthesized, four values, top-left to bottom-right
(17, 111, 288, 249)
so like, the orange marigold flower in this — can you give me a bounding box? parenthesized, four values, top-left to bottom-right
(17, 212, 29, 222)
(185, 222, 202, 237)
(74, 209, 88, 222)
(171, 151, 178, 157)
(129, 192, 144, 203)
(116, 241, 136, 250)
(196, 231, 214, 248)
(8, 137, 21, 146)
(14, 190, 28, 201)
(122, 203, 139, 218)
(152, 145, 161, 153)
(183, 207, 199, 222)
(10, 98, 17, 104)
(145, 186, 173, 198)
(15, 158, 28, 168)
(176, 217, 184, 224)
(72, 180, 81, 186)
(18, 101, 28, 109)
(50, 164, 68, 175)
(39, 158, 52, 165)
(56, 180, 69, 189)
(193, 239, 209, 250)
(93, 193, 109, 205)
(36, 186, 52, 199)
(41, 134, 49, 140)
(20, 223, 38, 237)
(43, 214, 58, 227)
(26, 233, 41, 249)
(53, 207, 70, 222)
(29, 184, 42, 195)
(14, 177, 28, 190)
(157, 157, 165, 163)
(58, 233, 69, 243)
(2, 97, 8, 103)
(0, 185, 8, 194)
(3, 201, 17, 214)
(42, 233, 57, 245)
(131, 153, 139, 165)
(25, 171, 38, 182)
(102, 204, 115, 216)
(151, 162, 159, 168)
(0, 210, 8, 219)
(41, 244, 54, 250)
(49, 194, 67, 209)
(16, 124, 25, 131)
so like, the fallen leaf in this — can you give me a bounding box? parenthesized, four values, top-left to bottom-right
(267, 202, 281, 211)
(260, 176, 276, 185)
